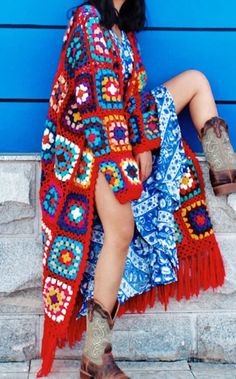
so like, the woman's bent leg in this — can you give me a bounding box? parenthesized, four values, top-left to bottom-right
(93, 171, 134, 313)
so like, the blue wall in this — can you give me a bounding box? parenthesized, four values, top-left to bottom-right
(1, 0, 236, 153)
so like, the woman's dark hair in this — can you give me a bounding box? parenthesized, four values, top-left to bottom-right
(67, 0, 146, 32)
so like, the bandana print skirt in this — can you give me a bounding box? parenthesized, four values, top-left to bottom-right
(76, 83, 189, 319)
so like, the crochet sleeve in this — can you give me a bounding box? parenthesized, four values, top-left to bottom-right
(125, 34, 161, 155)
(62, 5, 132, 156)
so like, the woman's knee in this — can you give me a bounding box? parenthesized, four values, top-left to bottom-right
(185, 69, 210, 89)
(104, 219, 135, 252)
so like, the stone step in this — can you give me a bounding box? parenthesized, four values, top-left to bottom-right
(1, 360, 236, 379)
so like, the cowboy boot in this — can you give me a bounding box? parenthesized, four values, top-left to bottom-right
(199, 116, 236, 196)
(80, 297, 130, 379)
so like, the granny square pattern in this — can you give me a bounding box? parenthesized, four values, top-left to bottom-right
(86, 18, 112, 64)
(75, 73, 96, 114)
(65, 25, 88, 78)
(43, 276, 73, 323)
(58, 193, 89, 235)
(121, 158, 140, 184)
(95, 69, 123, 109)
(62, 97, 84, 134)
(47, 235, 84, 280)
(104, 114, 131, 152)
(84, 117, 110, 156)
(99, 160, 125, 192)
(54, 135, 80, 181)
(182, 200, 213, 240)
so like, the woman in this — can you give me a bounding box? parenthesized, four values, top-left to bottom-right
(37, 0, 232, 377)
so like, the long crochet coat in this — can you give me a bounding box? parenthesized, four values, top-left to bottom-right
(38, 4, 226, 377)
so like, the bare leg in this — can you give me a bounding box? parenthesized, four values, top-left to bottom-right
(93, 171, 134, 313)
(163, 69, 218, 133)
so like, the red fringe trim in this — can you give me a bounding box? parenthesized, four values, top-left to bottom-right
(156, 238, 225, 311)
(36, 318, 57, 377)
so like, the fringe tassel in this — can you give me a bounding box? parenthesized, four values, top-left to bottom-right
(157, 237, 225, 308)
(36, 319, 58, 378)
(67, 315, 86, 348)
(118, 287, 158, 317)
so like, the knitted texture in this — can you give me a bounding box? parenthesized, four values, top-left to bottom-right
(38, 4, 226, 377)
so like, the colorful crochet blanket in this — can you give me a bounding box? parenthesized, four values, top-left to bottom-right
(37, 4, 226, 377)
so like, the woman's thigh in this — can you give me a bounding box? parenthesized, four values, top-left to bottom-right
(163, 69, 209, 115)
(95, 171, 134, 244)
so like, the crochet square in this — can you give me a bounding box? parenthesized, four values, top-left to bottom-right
(104, 115, 131, 152)
(43, 276, 73, 323)
(128, 115, 142, 145)
(42, 182, 63, 220)
(41, 221, 53, 266)
(95, 69, 123, 109)
(182, 200, 213, 240)
(54, 134, 80, 181)
(75, 73, 96, 114)
(49, 74, 68, 113)
(86, 18, 112, 64)
(64, 25, 88, 78)
(47, 235, 84, 280)
(62, 97, 84, 134)
(143, 110, 160, 141)
(58, 193, 89, 235)
(74, 148, 94, 189)
(40, 119, 56, 162)
(180, 160, 201, 203)
(120, 158, 141, 185)
(99, 160, 125, 192)
(84, 117, 110, 156)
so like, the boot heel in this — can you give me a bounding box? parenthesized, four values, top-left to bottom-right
(80, 368, 93, 379)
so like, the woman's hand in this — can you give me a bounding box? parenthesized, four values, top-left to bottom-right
(134, 150, 153, 182)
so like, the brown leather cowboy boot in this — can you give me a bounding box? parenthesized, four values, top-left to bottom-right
(199, 116, 236, 196)
(80, 297, 130, 379)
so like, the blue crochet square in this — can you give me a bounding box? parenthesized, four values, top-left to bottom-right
(84, 117, 110, 156)
(95, 69, 123, 110)
(47, 235, 84, 280)
(58, 193, 89, 235)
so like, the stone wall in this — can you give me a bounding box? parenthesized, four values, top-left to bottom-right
(0, 154, 236, 363)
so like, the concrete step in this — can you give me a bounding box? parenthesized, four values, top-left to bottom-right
(1, 360, 236, 379)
